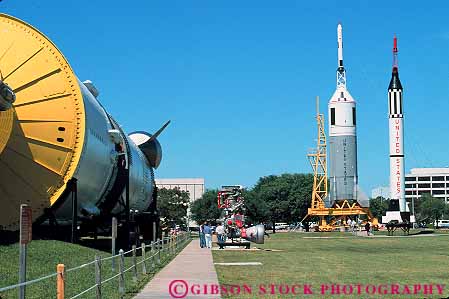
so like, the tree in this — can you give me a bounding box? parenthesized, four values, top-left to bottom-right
(190, 189, 222, 225)
(416, 193, 449, 228)
(284, 173, 314, 223)
(369, 196, 389, 219)
(251, 173, 314, 233)
(243, 189, 269, 225)
(251, 175, 286, 233)
(158, 187, 189, 231)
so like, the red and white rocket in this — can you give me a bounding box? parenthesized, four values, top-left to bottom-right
(388, 36, 406, 212)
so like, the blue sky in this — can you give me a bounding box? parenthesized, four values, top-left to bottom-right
(2, 1, 449, 194)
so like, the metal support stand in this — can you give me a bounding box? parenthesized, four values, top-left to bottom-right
(124, 168, 130, 247)
(70, 178, 78, 243)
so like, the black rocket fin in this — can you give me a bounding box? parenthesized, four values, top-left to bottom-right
(148, 120, 171, 142)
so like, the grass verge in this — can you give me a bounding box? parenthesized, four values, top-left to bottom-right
(0, 238, 190, 299)
(213, 232, 449, 298)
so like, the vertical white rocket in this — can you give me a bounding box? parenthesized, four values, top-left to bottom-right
(328, 23, 361, 206)
(388, 36, 406, 212)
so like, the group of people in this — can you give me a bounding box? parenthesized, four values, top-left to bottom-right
(347, 218, 373, 236)
(199, 222, 226, 248)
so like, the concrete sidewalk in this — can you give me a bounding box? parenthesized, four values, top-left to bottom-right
(134, 239, 221, 299)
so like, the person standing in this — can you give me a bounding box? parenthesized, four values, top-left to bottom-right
(350, 219, 356, 235)
(365, 222, 371, 236)
(199, 223, 206, 248)
(216, 222, 225, 243)
(203, 222, 212, 248)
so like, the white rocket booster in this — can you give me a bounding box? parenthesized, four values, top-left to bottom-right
(328, 23, 361, 205)
(388, 36, 406, 212)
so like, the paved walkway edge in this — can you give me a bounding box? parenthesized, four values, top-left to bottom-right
(134, 239, 221, 299)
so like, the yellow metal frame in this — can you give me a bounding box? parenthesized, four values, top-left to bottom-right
(303, 97, 377, 231)
(307, 97, 327, 211)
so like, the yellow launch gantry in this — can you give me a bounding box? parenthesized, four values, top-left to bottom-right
(302, 97, 377, 231)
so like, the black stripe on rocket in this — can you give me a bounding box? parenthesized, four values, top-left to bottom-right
(388, 89, 403, 117)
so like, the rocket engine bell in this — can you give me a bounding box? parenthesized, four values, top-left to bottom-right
(244, 224, 265, 244)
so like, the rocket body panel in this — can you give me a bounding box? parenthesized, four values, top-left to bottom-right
(389, 154, 405, 211)
(329, 135, 358, 204)
(328, 99, 356, 136)
(388, 83, 406, 212)
(389, 118, 404, 156)
(52, 81, 155, 220)
(329, 88, 355, 103)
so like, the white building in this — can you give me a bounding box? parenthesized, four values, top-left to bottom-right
(371, 186, 390, 199)
(155, 178, 205, 227)
(405, 168, 449, 203)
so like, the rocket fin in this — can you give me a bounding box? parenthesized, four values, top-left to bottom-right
(148, 120, 171, 142)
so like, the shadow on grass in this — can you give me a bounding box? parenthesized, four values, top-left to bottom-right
(409, 230, 434, 235)
(389, 229, 435, 236)
(253, 248, 283, 252)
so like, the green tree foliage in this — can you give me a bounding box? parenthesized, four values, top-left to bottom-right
(190, 189, 222, 224)
(416, 193, 449, 227)
(369, 197, 389, 219)
(251, 173, 314, 232)
(188, 174, 313, 230)
(243, 189, 269, 225)
(158, 187, 189, 230)
(284, 173, 315, 222)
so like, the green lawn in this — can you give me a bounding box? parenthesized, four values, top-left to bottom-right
(0, 239, 189, 299)
(213, 232, 449, 298)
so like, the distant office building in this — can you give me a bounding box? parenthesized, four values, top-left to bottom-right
(155, 178, 205, 227)
(371, 186, 390, 199)
(405, 168, 449, 203)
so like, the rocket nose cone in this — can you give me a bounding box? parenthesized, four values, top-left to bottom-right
(337, 23, 343, 32)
